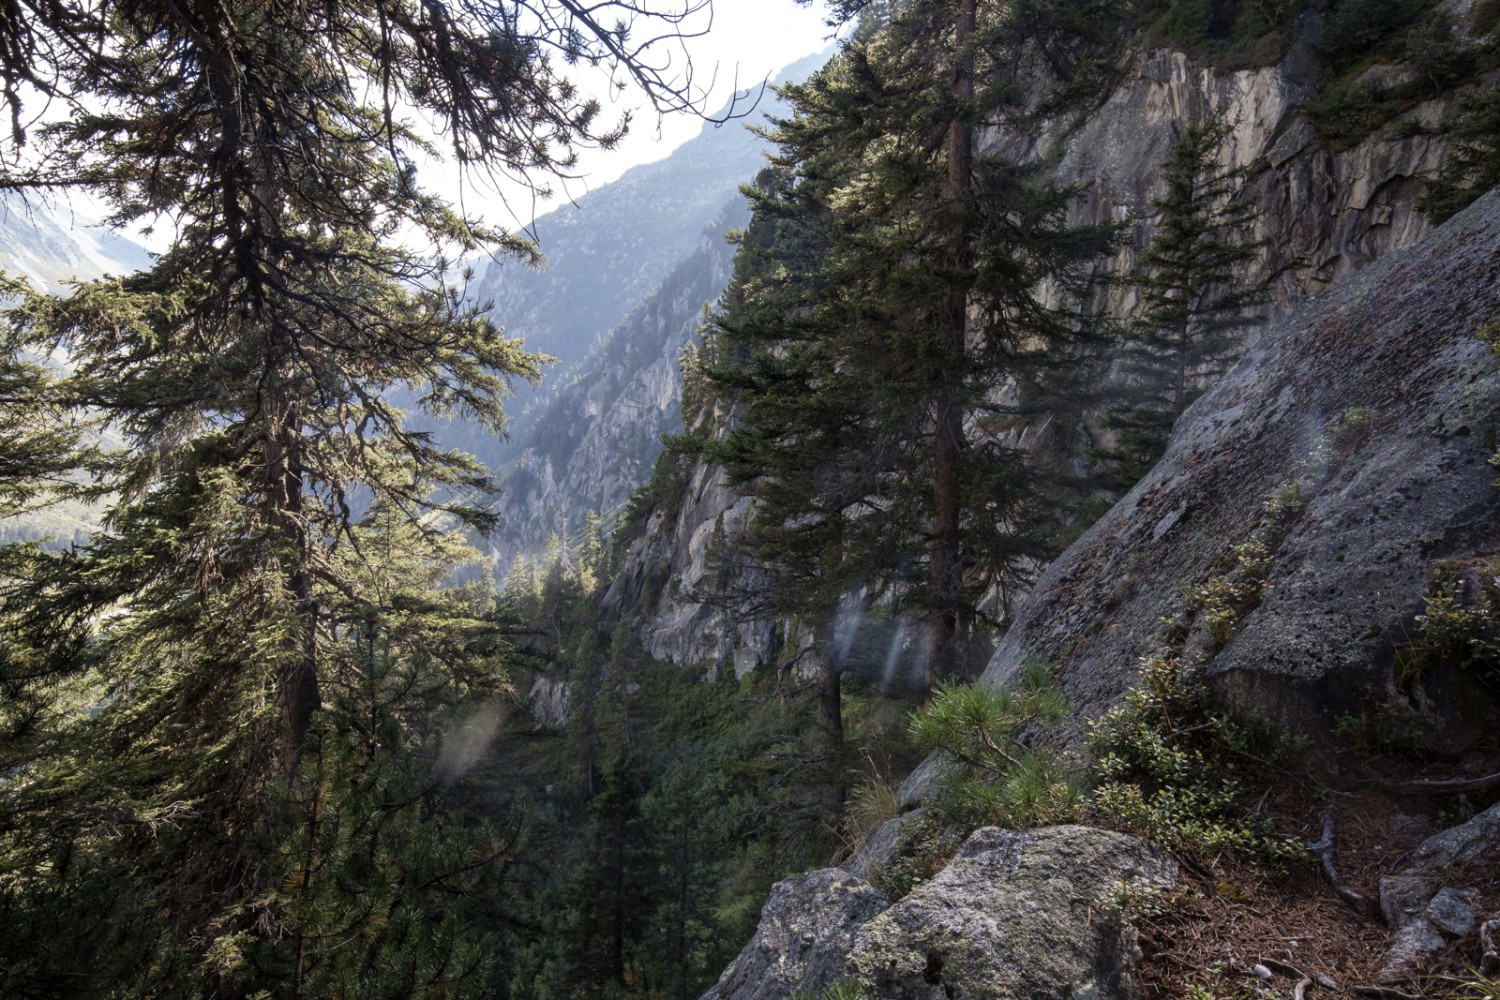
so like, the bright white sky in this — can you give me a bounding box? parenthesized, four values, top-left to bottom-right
(444, 0, 839, 230)
(58, 0, 837, 255)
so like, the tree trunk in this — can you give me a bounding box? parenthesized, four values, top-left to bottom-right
(266, 392, 320, 782)
(927, 0, 977, 689)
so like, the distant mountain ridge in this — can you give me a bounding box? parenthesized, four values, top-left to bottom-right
(0, 193, 152, 291)
(486, 197, 748, 576)
(0, 193, 151, 547)
(441, 47, 832, 479)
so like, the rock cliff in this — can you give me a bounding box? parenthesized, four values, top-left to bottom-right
(956, 186, 1500, 770)
(610, 29, 1466, 673)
(703, 825, 1177, 1000)
(485, 199, 748, 574)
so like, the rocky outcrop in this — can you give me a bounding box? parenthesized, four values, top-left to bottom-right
(703, 825, 1177, 1000)
(603, 413, 783, 667)
(1376, 801, 1500, 980)
(614, 29, 1466, 673)
(701, 869, 892, 1000)
(1037, 38, 1446, 312)
(943, 188, 1500, 784)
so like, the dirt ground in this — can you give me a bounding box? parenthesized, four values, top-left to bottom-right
(1136, 757, 1500, 1000)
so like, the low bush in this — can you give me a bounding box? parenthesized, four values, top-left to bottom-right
(1087, 656, 1307, 868)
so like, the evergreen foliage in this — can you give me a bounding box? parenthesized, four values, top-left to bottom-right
(1421, 88, 1500, 223)
(487, 548, 921, 998)
(1103, 113, 1264, 488)
(1088, 656, 1306, 868)
(1305, 0, 1496, 151)
(910, 662, 1084, 830)
(0, 1, 738, 993)
(1138, 0, 1306, 65)
(695, 0, 1122, 693)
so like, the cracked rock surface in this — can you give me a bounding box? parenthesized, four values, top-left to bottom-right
(702, 826, 1176, 1000)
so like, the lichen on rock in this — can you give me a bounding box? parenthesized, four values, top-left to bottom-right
(702, 825, 1176, 1000)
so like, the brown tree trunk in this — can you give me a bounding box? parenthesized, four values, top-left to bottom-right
(266, 389, 320, 783)
(818, 653, 846, 812)
(927, 0, 977, 689)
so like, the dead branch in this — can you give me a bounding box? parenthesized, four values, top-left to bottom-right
(1260, 958, 1307, 979)
(1352, 987, 1421, 1000)
(1306, 806, 1382, 922)
(1378, 771, 1500, 797)
(1258, 957, 1313, 1000)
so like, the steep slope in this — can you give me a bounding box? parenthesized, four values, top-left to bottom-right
(960, 186, 1500, 762)
(608, 25, 1467, 672)
(0, 193, 152, 291)
(487, 198, 748, 572)
(438, 48, 832, 481)
(704, 183, 1500, 1000)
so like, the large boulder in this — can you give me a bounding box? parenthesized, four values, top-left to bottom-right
(702, 825, 1176, 1000)
(701, 869, 892, 1000)
(948, 189, 1500, 776)
(845, 827, 1176, 1000)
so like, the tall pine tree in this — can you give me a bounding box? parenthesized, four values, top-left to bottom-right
(1105, 112, 1265, 488)
(701, 0, 1121, 695)
(0, 1, 734, 992)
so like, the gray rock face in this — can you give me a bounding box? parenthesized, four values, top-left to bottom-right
(841, 811, 927, 883)
(487, 201, 747, 580)
(1380, 801, 1500, 929)
(1025, 43, 1444, 320)
(525, 675, 570, 729)
(703, 826, 1177, 1000)
(952, 190, 1500, 777)
(615, 36, 1462, 677)
(846, 827, 1176, 1000)
(604, 436, 784, 666)
(1379, 886, 1481, 982)
(701, 869, 892, 1000)
(1401, 799, 1500, 874)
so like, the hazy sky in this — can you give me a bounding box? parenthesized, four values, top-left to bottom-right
(64, 0, 838, 254)
(448, 0, 839, 228)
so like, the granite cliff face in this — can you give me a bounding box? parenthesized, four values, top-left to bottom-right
(1036, 39, 1444, 309)
(485, 200, 748, 575)
(958, 187, 1500, 766)
(609, 29, 1467, 675)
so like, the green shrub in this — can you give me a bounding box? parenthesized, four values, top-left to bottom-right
(1154, 0, 1305, 61)
(1087, 656, 1307, 868)
(1331, 701, 1424, 752)
(909, 662, 1084, 830)
(1456, 971, 1500, 1000)
(1415, 567, 1500, 683)
(793, 980, 865, 1000)
(1187, 484, 1301, 650)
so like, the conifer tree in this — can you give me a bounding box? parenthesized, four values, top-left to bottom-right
(1105, 113, 1264, 488)
(702, 0, 1120, 694)
(1421, 89, 1500, 223)
(0, 1, 734, 991)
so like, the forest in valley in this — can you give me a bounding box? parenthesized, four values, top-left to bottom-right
(1, 0, 1498, 997)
